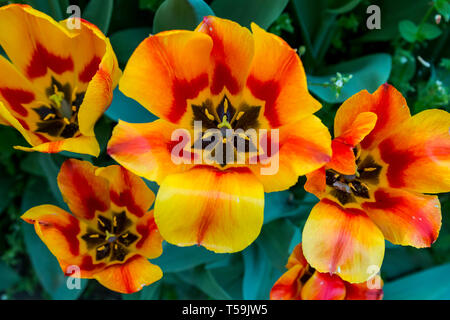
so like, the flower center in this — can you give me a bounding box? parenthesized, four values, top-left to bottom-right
(191, 95, 262, 166)
(326, 147, 382, 205)
(81, 211, 139, 262)
(33, 77, 85, 139)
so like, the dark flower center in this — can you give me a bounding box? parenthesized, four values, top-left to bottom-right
(81, 211, 139, 263)
(33, 77, 85, 138)
(191, 95, 262, 166)
(326, 147, 382, 205)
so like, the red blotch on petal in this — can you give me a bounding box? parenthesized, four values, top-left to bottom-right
(26, 43, 74, 79)
(0, 88, 35, 117)
(136, 216, 157, 249)
(211, 62, 240, 95)
(39, 214, 80, 256)
(247, 75, 281, 128)
(110, 167, 145, 218)
(79, 56, 101, 83)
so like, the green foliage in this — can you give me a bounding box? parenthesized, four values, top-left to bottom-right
(83, 0, 114, 34)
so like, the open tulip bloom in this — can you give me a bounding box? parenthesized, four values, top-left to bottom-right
(0, 4, 121, 156)
(22, 159, 164, 294)
(303, 84, 450, 283)
(271, 244, 383, 300)
(107, 16, 332, 253)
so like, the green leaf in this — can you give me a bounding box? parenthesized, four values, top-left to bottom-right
(257, 219, 297, 270)
(105, 88, 158, 123)
(435, 0, 450, 22)
(175, 266, 232, 299)
(390, 49, 416, 94)
(384, 263, 450, 299)
(153, 0, 214, 33)
(0, 168, 14, 214)
(242, 244, 280, 300)
(211, 0, 289, 29)
(418, 23, 442, 41)
(327, 0, 362, 14)
(21, 178, 87, 300)
(264, 191, 317, 224)
(83, 0, 114, 34)
(0, 262, 20, 291)
(399, 20, 419, 43)
(153, 243, 226, 273)
(25, 0, 66, 20)
(308, 53, 392, 103)
(110, 27, 152, 65)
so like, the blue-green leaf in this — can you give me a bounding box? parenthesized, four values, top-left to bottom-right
(264, 191, 317, 224)
(153, 0, 214, 33)
(211, 0, 289, 29)
(110, 27, 152, 65)
(25, 0, 67, 20)
(384, 263, 450, 300)
(0, 262, 20, 291)
(83, 0, 114, 34)
(105, 88, 157, 123)
(308, 53, 392, 103)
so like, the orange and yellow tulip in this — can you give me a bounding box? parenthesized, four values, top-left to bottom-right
(303, 84, 450, 283)
(107, 16, 332, 253)
(271, 244, 383, 300)
(22, 159, 163, 294)
(0, 4, 121, 156)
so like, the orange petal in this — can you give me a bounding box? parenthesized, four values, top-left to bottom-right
(21, 204, 106, 277)
(57, 159, 110, 222)
(345, 276, 383, 300)
(197, 16, 254, 97)
(301, 271, 346, 300)
(334, 84, 410, 150)
(96, 165, 155, 219)
(14, 135, 100, 156)
(250, 115, 331, 193)
(302, 199, 385, 283)
(305, 167, 326, 198)
(247, 23, 321, 128)
(286, 243, 308, 269)
(119, 30, 212, 126)
(328, 112, 377, 174)
(154, 166, 264, 253)
(270, 265, 304, 300)
(107, 120, 196, 185)
(362, 188, 441, 248)
(134, 210, 164, 259)
(378, 109, 450, 193)
(93, 255, 162, 294)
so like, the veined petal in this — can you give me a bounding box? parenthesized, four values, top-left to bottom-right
(96, 165, 155, 219)
(247, 23, 321, 128)
(304, 167, 326, 198)
(378, 109, 450, 193)
(107, 120, 196, 185)
(93, 255, 162, 294)
(21, 205, 106, 277)
(286, 243, 308, 269)
(14, 135, 100, 156)
(328, 112, 378, 175)
(302, 199, 385, 283)
(334, 84, 410, 150)
(250, 115, 331, 193)
(57, 159, 110, 222)
(133, 210, 163, 259)
(270, 265, 303, 300)
(119, 30, 212, 126)
(154, 166, 264, 253)
(300, 271, 346, 300)
(197, 16, 254, 97)
(345, 276, 383, 300)
(362, 188, 441, 248)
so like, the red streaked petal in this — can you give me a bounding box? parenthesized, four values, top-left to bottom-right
(57, 159, 110, 222)
(378, 109, 450, 193)
(345, 276, 384, 300)
(135, 210, 163, 259)
(247, 23, 321, 128)
(93, 255, 162, 294)
(301, 271, 346, 300)
(270, 265, 304, 300)
(302, 199, 385, 283)
(362, 188, 441, 248)
(154, 166, 264, 253)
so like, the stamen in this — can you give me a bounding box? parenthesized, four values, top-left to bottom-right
(72, 105, 77, 112)
(113, 216, 117, 228)
(218, 115, 232, 129)
(97, 245, 106, 251)
(43, 113, 56, 121)
(122, 233, 128, 239)
(236, 111, 245, 121)
(63, 118, 70, 125)
(89, 234, 100, 239)
(348, 182, 357, 192)
(361, 182, 370, 191)
(204, 108, 215, 121)
(71, 86, 78, 103)
(98, 218, 105, 227)
(224, 98, 228, 113)
(363, 167, 377, 172)
(222, 137, 227, 143)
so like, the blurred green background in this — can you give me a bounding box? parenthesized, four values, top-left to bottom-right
(0, 0, 449, 300)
